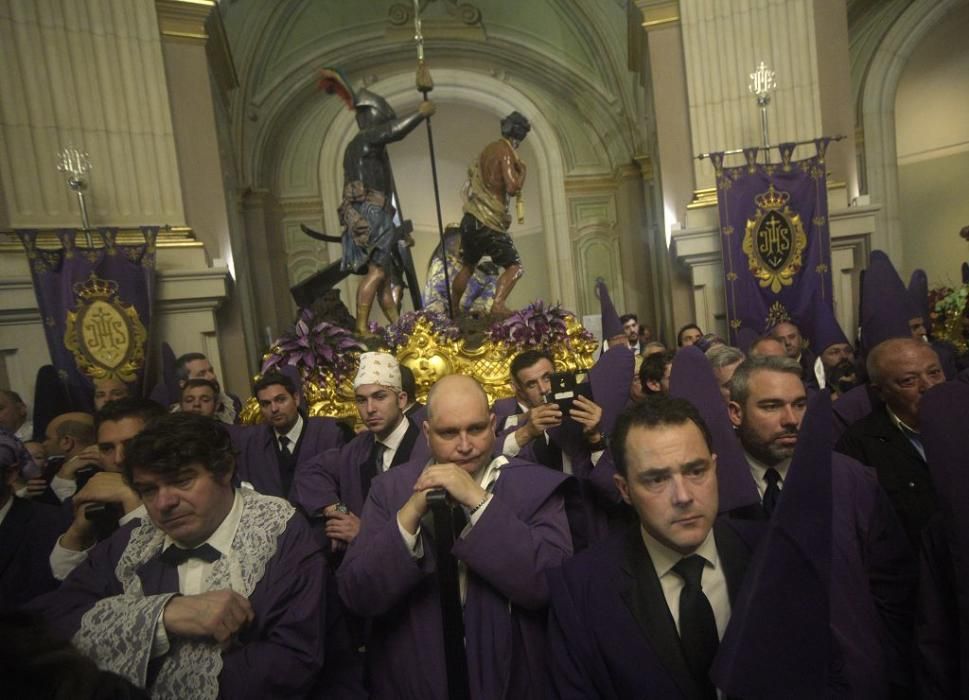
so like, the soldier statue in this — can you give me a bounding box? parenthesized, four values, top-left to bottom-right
(338, 89, 434, 335)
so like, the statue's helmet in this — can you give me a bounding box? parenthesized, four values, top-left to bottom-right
(354, 89, 396, 125)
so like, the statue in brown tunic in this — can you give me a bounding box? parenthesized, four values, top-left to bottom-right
(450, 111, 531, 316)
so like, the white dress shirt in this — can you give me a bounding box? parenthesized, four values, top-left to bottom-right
(640, 526, 731, 640)
(376, 416, 410, 472)
(152, 490, 245, 655)
(744, 452, 791, 501)
(499, 402, 602, 474)
(276, 413, 304, 452)
(50, 475, 79, 502)
(50, 504, 148, 580)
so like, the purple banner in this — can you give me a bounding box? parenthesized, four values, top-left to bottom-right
(712, 140, 833, 343)
(18, 228, 158, 412)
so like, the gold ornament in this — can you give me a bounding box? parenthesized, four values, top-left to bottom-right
(241, 314, 598, 425)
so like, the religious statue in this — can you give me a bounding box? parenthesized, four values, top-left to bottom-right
(320, 69, 434, 336)
(449, 111, 531, 317)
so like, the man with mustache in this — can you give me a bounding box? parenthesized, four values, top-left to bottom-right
(727, 355, 917, 696)
(338, 374, 572, 699)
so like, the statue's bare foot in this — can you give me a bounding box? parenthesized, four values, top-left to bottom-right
(489, 305, 515, 319)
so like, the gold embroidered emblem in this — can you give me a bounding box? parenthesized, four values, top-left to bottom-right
(741, 185, 807, 293)
(64, 274, 147, 382)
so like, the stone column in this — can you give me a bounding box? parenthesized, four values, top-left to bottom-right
(679, 0, 856, 196)
(0, 0, 185, 227)
(156, 0, 256, 397)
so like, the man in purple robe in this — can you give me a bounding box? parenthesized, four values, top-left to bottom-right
(294, 352, 428, 553)
(230, 371, 345, 504)
(727, 355, 917, 696)
(338, 374, 573, 699)
(496, 348, 628, 544)
(0, 429, 63, 612)
(545, 396, 760, 699)
(27, 413, 326, 699)
(49, 398, 167, 581)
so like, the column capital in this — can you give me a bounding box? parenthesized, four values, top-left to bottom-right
(156, 0, 215, 41)
(635, 0, 680, 32)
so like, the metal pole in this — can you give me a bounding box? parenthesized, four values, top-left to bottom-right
(413, 1, 454, 318)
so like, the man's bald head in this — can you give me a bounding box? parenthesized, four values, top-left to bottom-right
(424, 375, 495, 474)
(43, 412, 95, 458)
(425, 374, 490, 420)
(867, 338, 937, 385)
(866, 337, 944, 429)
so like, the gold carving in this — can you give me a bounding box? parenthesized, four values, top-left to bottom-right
(64, 274, 147, 383)
(766, 301, 791, 328)
(241, 315, 598, 425)
(742, 185, 807, 294)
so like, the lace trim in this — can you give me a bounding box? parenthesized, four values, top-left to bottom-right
(75, 490, 295, 698)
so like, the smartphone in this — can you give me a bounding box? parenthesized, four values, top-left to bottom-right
(544, 372, 593, 413)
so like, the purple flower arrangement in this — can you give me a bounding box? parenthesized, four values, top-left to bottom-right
(382, 309, 461, 349)
(262, 308, 366, 380)
(486, 301, 594, 350)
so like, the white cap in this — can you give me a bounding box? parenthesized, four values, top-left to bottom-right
(353, 352, 402, 391)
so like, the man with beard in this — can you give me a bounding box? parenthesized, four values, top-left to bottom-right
(727, 355, 917, 696)
(295, 352, 428, 554)
(231, 372, 345, 504)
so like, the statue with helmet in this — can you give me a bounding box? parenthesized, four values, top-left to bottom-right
(311, 69, 434, 336)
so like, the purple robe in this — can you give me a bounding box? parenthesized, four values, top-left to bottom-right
(27, 497, 326, 699)
(831, 383, 875, 445)
(728, 454, 916, 696)
(294, 417, 426, 518)
(1, 497, 64, 612)
(337, 456, 573, 700)
(495, 404, 628, 546)
(230, 417, 345, 503)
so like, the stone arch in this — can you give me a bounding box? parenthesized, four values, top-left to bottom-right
(859, 0, 963, 264)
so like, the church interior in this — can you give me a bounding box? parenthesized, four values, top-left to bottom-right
(1, 0, 967, 404)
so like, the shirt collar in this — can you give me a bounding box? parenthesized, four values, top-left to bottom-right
(277, 413, 304, 446)
(640, 524, 720, 580)
(886, 405, 919, 435)
(163, 489, 243, 554)
(474, 455, 509, 492)
(744, 450, 791, 483)
(378, 414, 410, 452)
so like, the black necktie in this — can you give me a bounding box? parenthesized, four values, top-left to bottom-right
(763, 467, 782, 517)
(672, 555, 719, 700)
(533, 433, 563, 471)
(360, 442, 386, 499)
(159, 542, 221, 567)
(278, 435, 292, 458)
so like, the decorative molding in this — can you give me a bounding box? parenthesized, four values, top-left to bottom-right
(0, 227, 202, 252)
(156, 0, 215, 41)
(686, 180, 850, 210)
(636, 0, 681, 31)
(633, 154, 655, 182)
